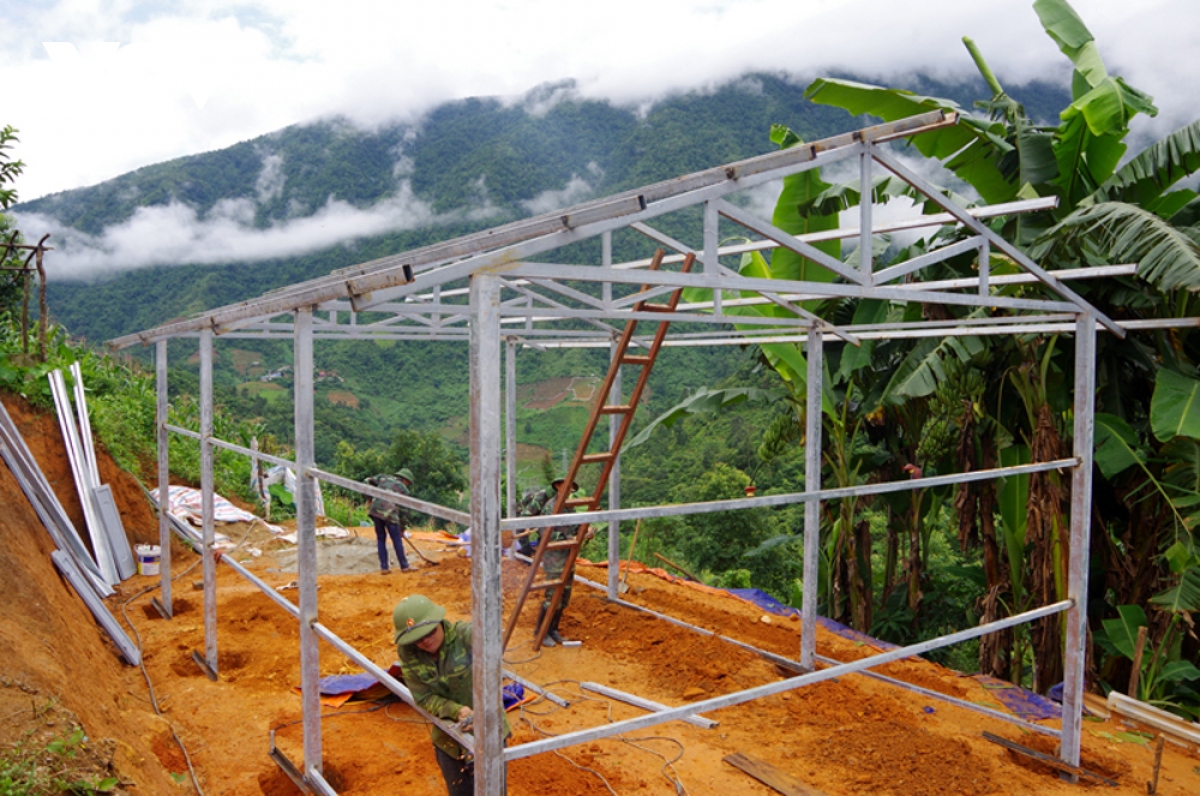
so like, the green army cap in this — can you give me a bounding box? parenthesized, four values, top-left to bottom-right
(396, 468, 415, 483)
(393, 594, 445, 646)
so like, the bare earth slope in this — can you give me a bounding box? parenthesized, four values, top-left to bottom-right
(2, 393, 1199, 795)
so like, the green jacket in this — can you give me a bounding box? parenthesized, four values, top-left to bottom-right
(396, 620, 510, 759)
(365, 474, 411, 525)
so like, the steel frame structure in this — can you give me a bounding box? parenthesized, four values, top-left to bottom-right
(111, 110, 1164, 794)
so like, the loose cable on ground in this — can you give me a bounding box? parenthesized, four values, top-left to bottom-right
(516, 678, 690, 795)
(116, 516, 263, 796)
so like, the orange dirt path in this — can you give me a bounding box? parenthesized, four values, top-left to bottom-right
(2, 393, 1200, 795)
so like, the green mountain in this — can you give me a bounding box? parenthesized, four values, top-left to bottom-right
(16, 72, 1069, 483)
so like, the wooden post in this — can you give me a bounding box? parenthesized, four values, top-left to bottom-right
(1128, 625, 1148, 699)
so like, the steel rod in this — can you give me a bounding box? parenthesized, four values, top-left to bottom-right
(504, 599, 1071, 761)
(469, 272, 506, 795)
(801, 327, 822, 670)
(156, 340, 172, 615)
(501, 457, 1079, 531)
(198, 330, 218, 674)
(1061, 311, 1097, 775)
(581, 682, 718, 729)
(293, 308, 323, 775)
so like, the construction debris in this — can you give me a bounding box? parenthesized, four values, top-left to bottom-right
(982, 731, 1118, 786)
(1106, 691, 1200, 752)
(723, 751, 830, 796)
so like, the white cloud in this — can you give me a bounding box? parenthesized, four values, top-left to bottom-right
(15, 181, 499, 279)
(520, 171, 600, 215)
(4, 0, 1193, 205)
(255, 153, 285, 203)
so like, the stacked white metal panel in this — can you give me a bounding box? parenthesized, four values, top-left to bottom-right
(0, 399, 138, 663)
(48, 364, 136, 583)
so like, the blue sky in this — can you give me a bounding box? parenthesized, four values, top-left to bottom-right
(3, 0, 1194, 202)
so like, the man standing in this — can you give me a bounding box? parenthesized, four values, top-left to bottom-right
(394, 594, 510, 796)
(365, 468, 414, 574)
(517, 477, 579, 647)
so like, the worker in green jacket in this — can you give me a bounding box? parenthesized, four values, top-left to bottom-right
(394, 594, 510, 796)
(516, 477, 580, 647)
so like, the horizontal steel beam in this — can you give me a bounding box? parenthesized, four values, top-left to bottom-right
(504, 599, 1070, 760)
(501, 457, 1077, 531)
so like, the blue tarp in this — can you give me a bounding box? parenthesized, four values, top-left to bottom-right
(724, 586, 1060, 720)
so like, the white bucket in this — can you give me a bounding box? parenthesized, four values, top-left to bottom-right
(136, 544, 161, 576)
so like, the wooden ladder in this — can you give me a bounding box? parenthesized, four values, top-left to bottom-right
(503, 249, 696, 650)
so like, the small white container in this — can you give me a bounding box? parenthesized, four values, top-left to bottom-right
(136, 544, 161, 576)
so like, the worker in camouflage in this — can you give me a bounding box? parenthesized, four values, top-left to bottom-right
(517, 477, 579, 647)
(394, 594, 510, 796)
(365, 468, 414, 574)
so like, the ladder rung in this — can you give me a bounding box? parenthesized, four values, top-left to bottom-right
(622, 355, 652, 365)
(600, 405, 633, 414)
(581, 452, 615, 464)
(564, 498, 593, 509)
(545, 540, 577, 550)
(639, 302, 673, 312)
(531, 579, 566, 591)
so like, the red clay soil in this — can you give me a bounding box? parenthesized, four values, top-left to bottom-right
(3, 392, 1200, 795)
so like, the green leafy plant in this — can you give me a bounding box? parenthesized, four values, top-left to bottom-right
(0, 726, 119, 795)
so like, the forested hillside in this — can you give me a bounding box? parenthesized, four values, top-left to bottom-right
(13, 72, 1069, 479)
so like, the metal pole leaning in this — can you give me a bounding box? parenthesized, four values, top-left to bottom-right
(469, 272, 506, 795)
(294, 307, 324, 779)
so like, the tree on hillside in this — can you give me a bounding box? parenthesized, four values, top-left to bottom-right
(1, 125, 26, 314)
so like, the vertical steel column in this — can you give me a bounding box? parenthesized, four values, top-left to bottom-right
(469, 273, 505, 795)
(1060, 312, 1096, 774)
(199, 329, 217, 671)
(293, 308, 323, 777)
(603, 231, 623, 598)
(704, 200, 721, 315)
(505, 338, 517, 524)
(800, 327, 823, 670)
(860, 144, 873, 282)
(978, 241, 990, 298)
(156, 340, 172, 615)
(607, 340, 623, 599)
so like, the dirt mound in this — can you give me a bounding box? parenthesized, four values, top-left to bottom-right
(3, 392, 1199, 795)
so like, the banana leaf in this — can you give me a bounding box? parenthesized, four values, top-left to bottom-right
(1149, 566, 1200, 614)
(1094, 120, 1200, 210)
(1032, 202, 1200, 292)
(624, 386, 778, 450)
(804, 77, 1017, 206)
(882, 334, 986, 401)
(1100, 603, 1148, 659)
(1151, 369, 1200, 442)
(1093, 412, 1146, 478)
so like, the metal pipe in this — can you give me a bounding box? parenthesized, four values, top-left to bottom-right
(581, 682, 718, 729)
(801, 327, 822, 670)
(469, 273, 506, 795)
(860, 144, 873, 281)
(593, 590, 1060, 740)
(504, 599, 1071, 761)
(293, 308, 323, 776)
(502, 457, 1079, 530)
(607, 337, 622, 599)
(503, 669, 569, 708)
(505, 338, 517, 524)
(1061, 312, 1097, 774)
(199, 329, 217, 673)
(308, 467, 469, 526)
(157, 340, 172, 615)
